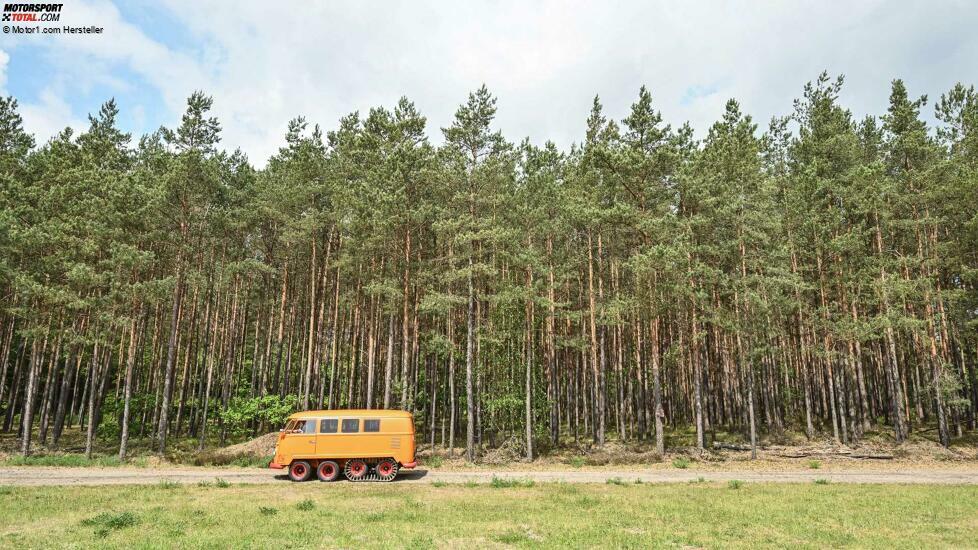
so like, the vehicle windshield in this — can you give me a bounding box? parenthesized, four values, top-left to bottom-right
(283, 419, 315, 434)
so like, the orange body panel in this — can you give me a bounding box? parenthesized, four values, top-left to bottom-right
(271, 409, 416, 469)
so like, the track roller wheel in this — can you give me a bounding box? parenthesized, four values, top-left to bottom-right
(288, 460, 312, 482)
(344, 459, 368, 481)
(317, 460, 340, 482)
(375, 458, 398, 482)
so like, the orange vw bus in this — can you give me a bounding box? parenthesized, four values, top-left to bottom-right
(269, 409, 417, 482)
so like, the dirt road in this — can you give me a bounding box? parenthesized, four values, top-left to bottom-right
(3, 466, 978, 486)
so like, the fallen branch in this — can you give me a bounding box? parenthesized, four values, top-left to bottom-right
(774, 450, 894, 459)
(711, 442, 755, 451)
(848, 452, 894, 460)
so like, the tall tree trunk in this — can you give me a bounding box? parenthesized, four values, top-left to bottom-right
(874, 210, 907, 442)
(400, 229, 412, 410)
(84, 340, 103, 459)
(119, 311, 141, 461)
(383, 315, 394, 409)
(586, 230, 604, 446)
(157, 261, 185, 454)
(303, 238, 318, 409)
(19, 338, 42, 456)
(524, 240, 534, 461)
(465, 252, 476, 461)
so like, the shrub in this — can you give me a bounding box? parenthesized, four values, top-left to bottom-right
(728, 480, 743, 490)
(296, 499, 315, 511)
(672, 457, 690, 469)
(814, 478, 829, 485)
(425, 455, 444, 468)
(219, 394, 299, 439)
(158, 479, 179, 489)
(606, 477, 625, 486)
(215, 478, 231, 488)
(566, 456, 586, 468)
(808, 460, 821, 469)
(81, 511, 139, 538)
(406, 535, 435, 550)
(259, 506, 278, 516)
(231, 455, 276, 468)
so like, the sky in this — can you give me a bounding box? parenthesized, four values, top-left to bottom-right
(1, 0, 976, 166)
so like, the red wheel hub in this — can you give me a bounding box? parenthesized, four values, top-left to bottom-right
(350, 461, 366, 476)
(322, 464, 334, 476)
(378, 462, 393, 476)
(291, 463, 306, 477)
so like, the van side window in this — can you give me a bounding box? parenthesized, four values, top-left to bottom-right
(341, 419, 360, 433)
(320, 419, 338, 433)
(364, 419, 380, 432)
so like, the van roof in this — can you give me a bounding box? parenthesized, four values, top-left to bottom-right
(288, 409, 413, 420)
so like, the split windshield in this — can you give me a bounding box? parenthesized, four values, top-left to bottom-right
(284, 419, 316, 434)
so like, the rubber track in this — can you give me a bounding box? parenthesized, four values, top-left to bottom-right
(345, 459, 398, 482)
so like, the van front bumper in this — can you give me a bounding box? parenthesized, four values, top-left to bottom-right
(401, 461, 418, 469)
(269, 461, 285, 469)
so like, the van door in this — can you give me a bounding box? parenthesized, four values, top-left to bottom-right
(315, 418, 339, 458)
(281, 418, 318, 459)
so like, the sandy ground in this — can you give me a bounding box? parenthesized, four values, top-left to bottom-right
(2, 464, 978, 486)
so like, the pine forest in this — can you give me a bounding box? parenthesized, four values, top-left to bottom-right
(2, 72, 977, 461)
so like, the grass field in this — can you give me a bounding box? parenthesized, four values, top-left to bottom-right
(1, 481, 976, 548)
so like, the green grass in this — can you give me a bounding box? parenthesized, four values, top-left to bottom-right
(1, 483, 975, 548)
(565, 456, 587, 468)
(1, 454, 148, 468)
(423, 455, 444, 468)
(0, 429, 266, 468)
(809, 460, 822, 469)
(228, 455, 274, 468)
(80, 511, 139, 538)
(672, 456, 691, 469)
(489, 476, 535, 488)
(158, 479, 179, 490)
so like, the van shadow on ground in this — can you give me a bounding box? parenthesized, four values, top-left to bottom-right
(272, 469, 428, 483)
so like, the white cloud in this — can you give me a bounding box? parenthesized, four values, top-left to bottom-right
(0, 49, 8, 93)
(0, 48, 84, 141)
(38, 0, 207, 113)
(19, 88, 86, 143)
(6, 0, 978, 164)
